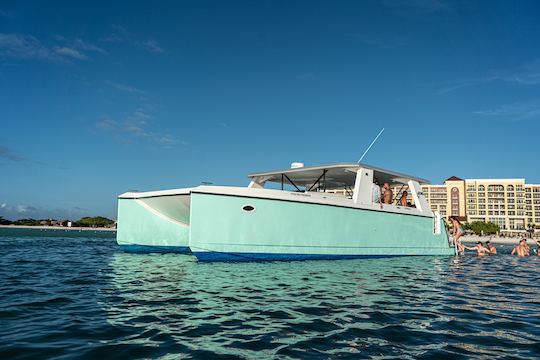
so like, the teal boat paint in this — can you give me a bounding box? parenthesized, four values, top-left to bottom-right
(116, 197, 190, 253)
(189, 192, 455, 262)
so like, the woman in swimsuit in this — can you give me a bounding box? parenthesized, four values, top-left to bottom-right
(449, 216, 465, 253)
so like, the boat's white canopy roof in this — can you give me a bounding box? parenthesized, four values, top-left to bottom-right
(248, 162, 430, 189)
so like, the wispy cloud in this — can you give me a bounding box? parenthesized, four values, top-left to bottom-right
(104, 25, 164, 53)
(96, 110, 181, 148)
(440, 59, 540, 93)
(0, 202, 91, 220)
(106, 81, 145, 95)
(474, 99, 540, 121)
(0, 145, 26, 162)
(0, 33, 106, 62)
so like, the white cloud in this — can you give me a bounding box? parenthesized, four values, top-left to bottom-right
(474, 100, 540, 121)
(0, 33, 106, 63)
(0, 202, 91, 220)
(107, 81, 144, 95)
(441, 59, 540, 93)
(95, 110, 182, 148)
(53, 46, 87, 60)
(104, 25, 164, 54)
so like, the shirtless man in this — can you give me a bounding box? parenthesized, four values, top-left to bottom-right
(537, 240, 540, 256)
(511, 239, 530, 257)
(380, 182, 393, 208)
(485, 241, 497, 255)
(464, 241, 490, 256)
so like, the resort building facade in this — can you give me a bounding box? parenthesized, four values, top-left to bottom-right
(423, 177, 540, 233)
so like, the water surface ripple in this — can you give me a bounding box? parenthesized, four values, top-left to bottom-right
(1, 235, 539, 359)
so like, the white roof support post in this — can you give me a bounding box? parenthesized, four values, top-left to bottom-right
(248, 177, 266, 189)
(353, 168, 373, 204)
(408, 180, 430, 213)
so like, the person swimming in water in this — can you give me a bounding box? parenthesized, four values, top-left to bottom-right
(464, 241, 490, 256)
(511, 239, 530, 257)
(449, 216, 465, 253)
(485, 240, 497, 255)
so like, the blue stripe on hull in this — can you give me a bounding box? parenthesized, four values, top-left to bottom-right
(119, 244, 191, 253)
(193, 251, 405, 262)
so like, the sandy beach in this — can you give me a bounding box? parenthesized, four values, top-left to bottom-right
(0, 225, 116, 232)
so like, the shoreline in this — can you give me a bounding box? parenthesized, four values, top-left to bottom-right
(461, 234, 538, 245)
(0, 225, 116, 232)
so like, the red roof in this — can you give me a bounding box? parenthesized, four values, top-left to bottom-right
(445, 176, 464, 182)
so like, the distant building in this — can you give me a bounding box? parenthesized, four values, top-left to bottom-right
(423, 177, 540, 233)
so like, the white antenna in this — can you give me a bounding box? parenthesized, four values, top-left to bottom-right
(358, 128, 385, 163)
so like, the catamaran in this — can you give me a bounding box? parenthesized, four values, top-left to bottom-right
(116, 162, 456, 261)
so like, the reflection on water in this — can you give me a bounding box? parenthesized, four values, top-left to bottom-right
(1, 236, 539, 359)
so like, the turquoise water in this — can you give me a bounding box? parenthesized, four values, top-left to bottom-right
(1, 233, 539, 359)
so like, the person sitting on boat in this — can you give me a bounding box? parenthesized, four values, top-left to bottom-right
(511, 239, 530, 257)
(485, 241, 497, 255)
(536, 240, 540, 256)
(380, 182, 393, 208)
(399, 191, 408, 207)
(464, 241, 490, 256)
(449, 216, 465, 253)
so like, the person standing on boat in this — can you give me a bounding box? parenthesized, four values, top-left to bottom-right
(449, 216, 465, 253)
(372, 179, 381, 204)
(536, 240, 540, 256)
(399, 191, 408, 207)
(511, 239, 530, 257)
(380, 182, 393, 208)
(485, 241, 497, 255)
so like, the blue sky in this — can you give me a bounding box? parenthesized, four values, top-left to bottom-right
(1, 0, 540, 220)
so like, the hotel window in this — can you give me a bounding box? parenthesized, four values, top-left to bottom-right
(488, 211, 493, 215)
(469, 211, 477, 215)
(517, 193, 524, 198)
(508, 205, 515, 209)
(467, 199, 476, 204)
(488, 205, 493, 209)
(500, 205, 505, 209)
(516, 185, 524, 191)
(478, 198, 485, 203)
(507, 192, 515, 198)
(500, 211, 505, 215)
(517, 211, 525, 216)
(479, 211, 486, 215)
(508, 199, 515, 203)
(509, 211, 515, 215)
(479, 185, 485, 191)
(479, 205, 486, 209)
(507, 185, 514, 191)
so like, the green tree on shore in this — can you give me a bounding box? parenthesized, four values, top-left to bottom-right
(0, 216, 13, 225)
(73, 216, 115, 228)
(463, 221, 500, 235)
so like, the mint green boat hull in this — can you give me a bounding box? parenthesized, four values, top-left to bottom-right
(116, 198, 190, 252)
(189, 193, 455, 261)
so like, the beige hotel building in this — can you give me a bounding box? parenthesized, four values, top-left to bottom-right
(423, 176, 540, 233)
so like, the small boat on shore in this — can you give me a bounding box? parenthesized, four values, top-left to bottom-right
(116, 162, 456, 260)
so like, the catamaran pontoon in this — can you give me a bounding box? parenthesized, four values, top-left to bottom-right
(116, 162, 455, 261)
